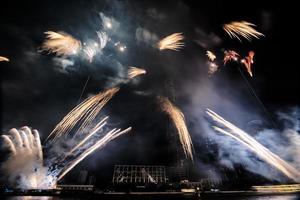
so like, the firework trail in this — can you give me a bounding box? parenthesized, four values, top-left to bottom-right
(57, 127, 132, 181)
(158, 96, 194, 160)
(47, 87, 119, 142)
(0, 56, 9, 62)
(206, 51, 216, 61)
(241, 51, 255, 77)
(206, 109, 300, 181)
(158, 33, 185, 51)
(77, 76, 91, 104)
(127, 66, 146, 79)
(223, 21, 265, 41)
(223, 50, 240, 65)
(40, 31, 82, 56)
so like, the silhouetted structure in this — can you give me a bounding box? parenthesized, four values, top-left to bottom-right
(77, 170, 88, 184)
(112, 165, 167, 184)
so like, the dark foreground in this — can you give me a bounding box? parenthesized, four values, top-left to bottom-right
(2, 191, 300, 200)
(2, 194, 300, 200)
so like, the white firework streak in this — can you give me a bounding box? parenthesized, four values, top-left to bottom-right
(96, 31, 109, 50)
(206, 109, 300, 181)
(83, 45, 97, 63)
(57, 127, 132, 181)
(66, 116, 109, 156)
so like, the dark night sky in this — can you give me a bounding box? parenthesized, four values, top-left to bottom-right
(0, 0, 298, 184)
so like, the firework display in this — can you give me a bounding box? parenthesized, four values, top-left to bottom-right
(3, 2, 298, 193)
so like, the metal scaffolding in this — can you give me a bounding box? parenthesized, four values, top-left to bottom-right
(112, 165, 167, 184)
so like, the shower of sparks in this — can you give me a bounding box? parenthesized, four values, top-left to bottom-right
(0, 127, 52, 189)
(158, 96, 194, 160)
(158, 33, 185, 51)
(40, 31, 82, 56)
(206, 109, 300, 182)
(2, 114, 131, 188)
(206, 51, 216, 61)
(57, 127, 132, 181)
(47, 87, 120, 142)
(241, 51, 255, 77)
(0, 56, 9, 62)
(127, 66, 146, 79)
(223, 21, 265, 42)
(223, 50, 240, 65)
(0, 118, 131, 188)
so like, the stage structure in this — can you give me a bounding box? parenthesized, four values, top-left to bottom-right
(112, 165, 167, 184)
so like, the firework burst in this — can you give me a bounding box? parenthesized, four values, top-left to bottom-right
(0, 127, 51, 189)
(158, 96, 194, 160)
(40, 31, 82, 56)
(223, 50, 240, 65)
(223, 21, 265, 41)
(127, 66, 146, 79)
(158, 33, 185, 51)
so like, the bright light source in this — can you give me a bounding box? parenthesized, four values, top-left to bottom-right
(106, 22, 112, 29)
(119, 46, 125, 52)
